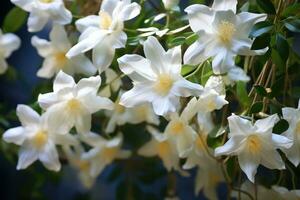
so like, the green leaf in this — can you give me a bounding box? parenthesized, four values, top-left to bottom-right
(249, 102, 263, 114)
(185, 33, 198, 45)
(276, 34, 289, 62)
(249, 21, 273, 38)
(271, 49, 285, 69)
(282, 3, 300, 17)
(256, 0, 276, 14)
(181, 64, 196, 76)
(254, 85, 268, 97)
(273, 119, 289, 134)
(251, 34, 270, 50)
(168, 36, 186, 47)
(284, 19, 300, 33)
(236, 81, 250, 108)
(3, 7, 28, 32)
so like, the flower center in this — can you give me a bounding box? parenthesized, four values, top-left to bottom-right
(54, 52, 68, 68)
(158, 141, 171, 158)
(33, 130, 48, 148)
(170, 121, 185, 134)
(218, 20, 236, 45)
(77, 160, 90, 171)
(102, 147, 118, 161)
(207, 101, 216, 111)
(99, 11, 112, 30)
(67, 98, 82, 113)
(135, 105, 149, 119)
(40, 0, 53, 3)
(115, 102, 126, 114)
(154, 74, 173, 96)
(246, 135, 261, 154)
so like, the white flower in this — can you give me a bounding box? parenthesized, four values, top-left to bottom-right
(118, 36, 203, 116)
(194, 158, 224, 200)
(272, 186, 300, 200)
(184, 0, 267, 74)
(138, 126, 179, 171)
(281, 100, 300, 166)
(63, 144, 96, 188)
(0, 29, 21, 74)
(105, 92, 159, 133)
(163, 0, 179, 10)
(38, 71, 114, 133)
(223, 66, 250, 85)
(2, 105, 76, 171)
(81, 132, 131, 177)
(32, 25, 96, 78)
(98, 68, 121, 98)
(66, 0, 141, 72)
(11, 0, 72, 32)
(164, 98, 199, 157)
(215, 114, 293, 182)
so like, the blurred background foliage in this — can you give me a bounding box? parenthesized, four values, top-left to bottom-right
(0, 0, 300, 199)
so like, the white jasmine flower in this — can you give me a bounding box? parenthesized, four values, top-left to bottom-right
(0, 29, 21, 74)
(105, 93, 159, 133)
(38, 71, 114, 133)
(281, 100, 300, 166)
(195, 158, 224, 200)
(163, 0, 179, 10)
(184, 0, 267, 74)
(63, 145, 96, 189)
(118, 36, 203, 116)
(222, 66, 250, 85)
(3, 105, 76, 171)
(215, 114, 293, 182)
(272, 186, 300, 200)
(138, 126, 179, 171)
(66, 0, 141, 72)
(81, 133, 131, 177)
(164, 98, 200, 157)
(32, 25, 96, 78)
(11, 0, 72, 32)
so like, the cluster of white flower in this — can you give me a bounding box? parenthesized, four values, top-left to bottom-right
(2, 0, 300, 198)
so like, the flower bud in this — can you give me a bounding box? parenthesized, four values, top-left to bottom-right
(163, 0, 179, 10)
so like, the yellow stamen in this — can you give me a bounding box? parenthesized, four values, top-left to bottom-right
(158, 141, 171, 158)
(207, 101, 216, 111)
(40, 0, 53, 3)
(99, 11, 112, 30)
(102, 147, 118, 159)
(154, 74, 173, 96)
(218, 21, 236, 45)
(54, 52, 68, 68)
(33, 130, 48, 148)
(67, 99, 82, 113)
(170, 121, 185, 135)
(115, 103, 126, 114)
(247, 135, 261, 154)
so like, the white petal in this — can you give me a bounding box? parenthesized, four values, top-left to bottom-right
(120, 84, 155, 107)
(282, 144, 300, 167)
(0, 33, 21, 58)
(185, 5, 214, 33)
(52, 5, 72, 25)
(37, 57, 57, 78)
(39, 142, 61, 171)
(143, 36, 166, 74)
(38, 92, 59, 110)
(3, 127, 26, 145)
(76, 76, 101, 97)
(118, 54, 156, 81)
(11, 0, 32, 12)
(214, 136, 244, 156)
(227, 66, 250, 82)
(27, 11, 48, 32)
(118, 2, 141, 21)
(70, 54, 97, 76)
(238, 151, 259, 182)
(138, 139, 158, 157)
(255, 114, 279, 133)
(101, 0, 119, 15)
(152, 95, 178, 116)
(232, 38, 268, 56)
(80, 95, 114, 113)
(17, 147, 38, 170)
(66, 28, 108, 58)
(92, 42, 115, 73)
(112, 31, 127, 48)
(75, 111, 92, 134)
(17, 104, 40, 126)
(228, 114, 253, 137)
(183, 40, 207, 65)
(272, 134, 293, 149)
(75, 15, 100, 32)
(212, 0, 237, 13)
(50, 25, 71, 51)
(260, 149, 285, 170)
(237, 12, 267, 34)
(171, 78, 203, 97)
(0, 58, 8, 74)
(53, 70, 75, 92)
(165, 45, 182, 75)
(31, 36, 53, 57)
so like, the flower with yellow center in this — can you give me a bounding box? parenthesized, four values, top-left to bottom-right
(184, 0, 268, 75)
(118, 36, 203, 116)
(99, 11, 112, 30)
(3, 104, 77, 172)
(215, 114, 292, 182)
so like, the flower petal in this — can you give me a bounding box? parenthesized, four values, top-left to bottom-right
(53, 70, 76, 92)
(39, 142, 61, 171)
(120, 84, 155, 107)
(238, 151, 259, 183)
(92, 42, 115, 73)
(17, 104, 40, 126)
(3, 127, 26, 145)
(17, 146, 39, 170)
(212, 0, 237, 13)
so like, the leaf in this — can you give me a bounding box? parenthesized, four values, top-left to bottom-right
(282, 3, 300, 17)
(276, 34, 289, 62)
(185, 33, 198, 45)
(284, 19, 300, 33)
(181, 64, 196, 76)
(249, 21, 273, 38)
(256, 0, 276, 14)
(251, 34, 270, 50)
(3, 7, 28, 32)
(254, 85, 268, 97)
(168, 36, 185, 47)
(273, 119, 289, 134)
(249, 102, 263, 114)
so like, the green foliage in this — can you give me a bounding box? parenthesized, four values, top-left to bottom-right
(3, 7, 28, 32)
(256, 0, 276, 14)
